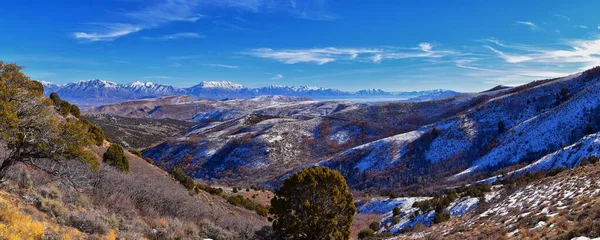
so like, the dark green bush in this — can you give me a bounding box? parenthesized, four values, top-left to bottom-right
(197, 183, 224, 196)
(226, 195, 269, 216)
(498, 120, 505, 134)
(357, 229, 374, 239)
(172, 167, 195, 191)
(58, 101, 71, 116)
(128, 149, 142, 157)
(103, 144, 129, 173)
(392, 216, 401, 225)
(369, 221, 380, 231)
(49, 92, 61, 107)
(70, 105, 81, 118)
(393, 207, 401, 216)
(87, 124, 105, 146)
(434, 212, 450, 224)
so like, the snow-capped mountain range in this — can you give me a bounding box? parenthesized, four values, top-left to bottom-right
(42, 79, 459, 105)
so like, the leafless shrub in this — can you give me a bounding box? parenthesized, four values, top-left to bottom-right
(69, 211, 110, 235)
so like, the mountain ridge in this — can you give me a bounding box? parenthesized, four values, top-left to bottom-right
(42, 79, 460, 106)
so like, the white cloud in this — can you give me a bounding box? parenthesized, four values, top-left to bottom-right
(167, 55, 202, 61)
(245, 44, 457, 65)
(74, 0, 337, 42)
(419, 42, 432, 52)
(244, 47, 381, 64)
(270, 74, 284, 79)
(371, 54, 383, 63)
(554, 14, 571, 21)
(73, 24, 142, 42)
(205, 63, 239, 69)
(515, 21, 540, 31)
(142, 32, 204, 41)
(74, 1, 204, 42)
(485, 46, 533, 63)
(485, 38, 600, 69)
(577, 25, 589, 29)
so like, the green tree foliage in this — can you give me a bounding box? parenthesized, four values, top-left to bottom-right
(172, 167, 195, 191)
(49, 92, 61, 106)
(393, 207, 401, 216)
(433, 212, 450, 224)
(357, 229, 374, 239)
(103, 144, 129, 173)
(128, 149, 142, 158)
(196, 183, 224, 195)
(369, 221, 381, 231)
(0, 61, 97, 175)
(557, 88, 569, 103)
(58, 101, 71, 116)
(270, 167, 356, 240)
(70, 105, 81, 118)
(498, 120, 506, 134)
(226, 195, 269, 216)
(413, 193, 457, 213)
(87, 124, 105, 146)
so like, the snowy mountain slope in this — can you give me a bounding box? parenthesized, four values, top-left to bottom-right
(452, 73, 600, 179)
(401, 163, 600, 239)
(86, 95, 322, 122)
(478, 132, 600, 184)
(91, 67, 600, 197)
(139, 85, 504, 188)
(404, 90, 461, 102)
(40, 81, 63, 95)
(299, 69, 600, 192)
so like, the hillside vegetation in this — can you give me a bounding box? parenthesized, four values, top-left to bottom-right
(0, 62, 268, 239)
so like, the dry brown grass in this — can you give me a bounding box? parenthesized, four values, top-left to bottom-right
(351, 214, 382, 240)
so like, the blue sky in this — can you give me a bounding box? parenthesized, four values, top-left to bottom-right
(2, 0, 600, 92)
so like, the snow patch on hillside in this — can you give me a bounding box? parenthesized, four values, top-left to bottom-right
(351, 130, 426, 171)
(447, 197, 479, 217)
(358, 197, 430, 215)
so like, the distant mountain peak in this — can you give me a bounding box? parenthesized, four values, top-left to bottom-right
(72, 79, 119, 88)
(355, 88, 390, 95)
(129, 81, 156, 88)
(198, 81, 244, 89)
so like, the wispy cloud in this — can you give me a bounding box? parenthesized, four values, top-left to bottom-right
(74, 0, 337, 42)
(213, 0, 338, 20)
(269, 73, 284, 80)
(73, 23, 142, 42)
(485, 38, 600, 69)
(515, 21, 540, 31)
(73, 1, 204, 42)
(554, 14, 571, 21)
(577, 25, 589, 29)
(244, 43, 456, 65)
(205, 63, 239, 69)
(485, 46, 533, 63)
(142, 32, 204, 41)
(244, 47, 380, 64)
(213, 21, 251, 32)
(377, 43, 457, 61)
(167, 55, 202, 61)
